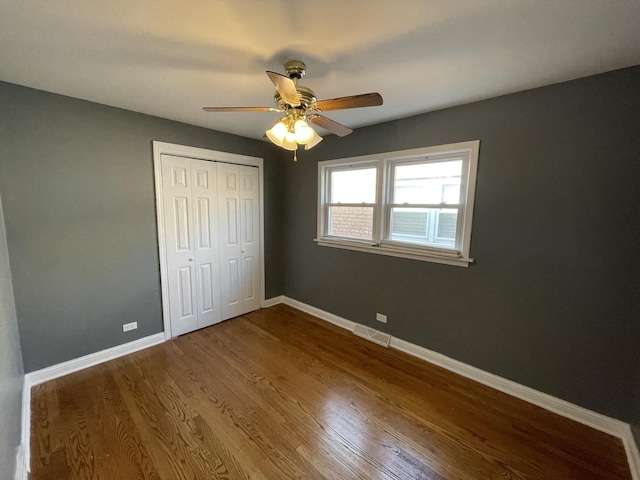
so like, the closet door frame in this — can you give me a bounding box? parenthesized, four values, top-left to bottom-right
(153, 141, 265, 340)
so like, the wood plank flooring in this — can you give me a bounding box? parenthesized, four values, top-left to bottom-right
(30, 304, 632, 479)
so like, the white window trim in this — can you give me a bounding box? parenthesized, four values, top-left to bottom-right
(316, 140, 479, 267)
(320, 160, 379, 242)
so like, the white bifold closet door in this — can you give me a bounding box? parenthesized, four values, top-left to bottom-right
(216, 162, 261, 320)
(162, 155, 221, 336)
(161, 155, 260, 337)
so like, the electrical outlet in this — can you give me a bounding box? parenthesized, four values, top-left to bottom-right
(122, 321, 138, 332)
(376, 313, 387, 323)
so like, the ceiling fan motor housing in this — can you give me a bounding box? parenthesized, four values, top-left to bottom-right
(274, 84, 317, 111)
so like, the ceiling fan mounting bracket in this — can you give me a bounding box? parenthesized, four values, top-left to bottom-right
(284, 60, 306, 79)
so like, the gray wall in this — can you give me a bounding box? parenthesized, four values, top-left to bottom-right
(281, 66, 640, 426)
(0, 190, 24, 479)
(0, 81, 285, 373)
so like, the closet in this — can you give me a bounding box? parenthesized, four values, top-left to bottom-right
(160, 153, 260, 337)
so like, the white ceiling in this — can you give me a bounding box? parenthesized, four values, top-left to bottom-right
(1, 1, 639, 140)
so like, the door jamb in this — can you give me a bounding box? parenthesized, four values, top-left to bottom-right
(152, 141, 266, 340)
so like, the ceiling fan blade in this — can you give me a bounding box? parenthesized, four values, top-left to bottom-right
(266, 71, 300, 106)
(308, 114, 353, 137)
(314, 93, 383, 112)
(202, 106, 278, 112)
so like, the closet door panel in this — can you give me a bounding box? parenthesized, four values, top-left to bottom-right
(192, 162, 221, 329)
(217, 163, 244, 319)
(239, 166, 260, 310)
(161, 155, 198, 336)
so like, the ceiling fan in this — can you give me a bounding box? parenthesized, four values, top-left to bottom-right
(203, 60, 383, 160)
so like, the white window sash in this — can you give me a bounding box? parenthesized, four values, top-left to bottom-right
(386, 204, 463, 251)
(379, 240, 462, 257)
(386, 203, 462, 209)
(324, 202, 377, 242)
(326, 202, 377, 208)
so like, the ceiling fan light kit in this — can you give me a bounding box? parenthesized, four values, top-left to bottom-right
(266, 114, 315, 146)
(203, 60, 383, 161)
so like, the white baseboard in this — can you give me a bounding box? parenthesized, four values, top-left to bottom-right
(280, 296, 356, 330)
(625, 429, 640, 480)
(21, 332, 165, 474)
(263, 295, 285, 308)
(25, 332, 165, 387)
(14, 445, 26, 480)
(267, 296, 640, 480)
(389, 335, 628, 435)
(20, 374, 30, 475)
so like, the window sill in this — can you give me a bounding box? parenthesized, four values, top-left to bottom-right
(314, 238, 473, 267)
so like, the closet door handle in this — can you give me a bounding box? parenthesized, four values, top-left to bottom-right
(188, 258, 194, 261)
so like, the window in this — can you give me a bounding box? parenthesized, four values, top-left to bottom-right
(326, 166, 377, 241)
(317, 141, 479, 267)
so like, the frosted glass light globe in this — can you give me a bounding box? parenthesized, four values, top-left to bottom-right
(294, 119, 315, 144)
(266, 120, 288, 146)
(282, 133, 297, 151)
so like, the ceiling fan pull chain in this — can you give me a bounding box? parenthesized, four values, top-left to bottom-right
(293, 148, 298, 162)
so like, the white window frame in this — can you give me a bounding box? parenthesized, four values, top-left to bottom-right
(316, 140, 479, 267)
(321, 161, 379, 244)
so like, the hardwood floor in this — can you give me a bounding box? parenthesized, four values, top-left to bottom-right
(30, 304, 632, 479)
